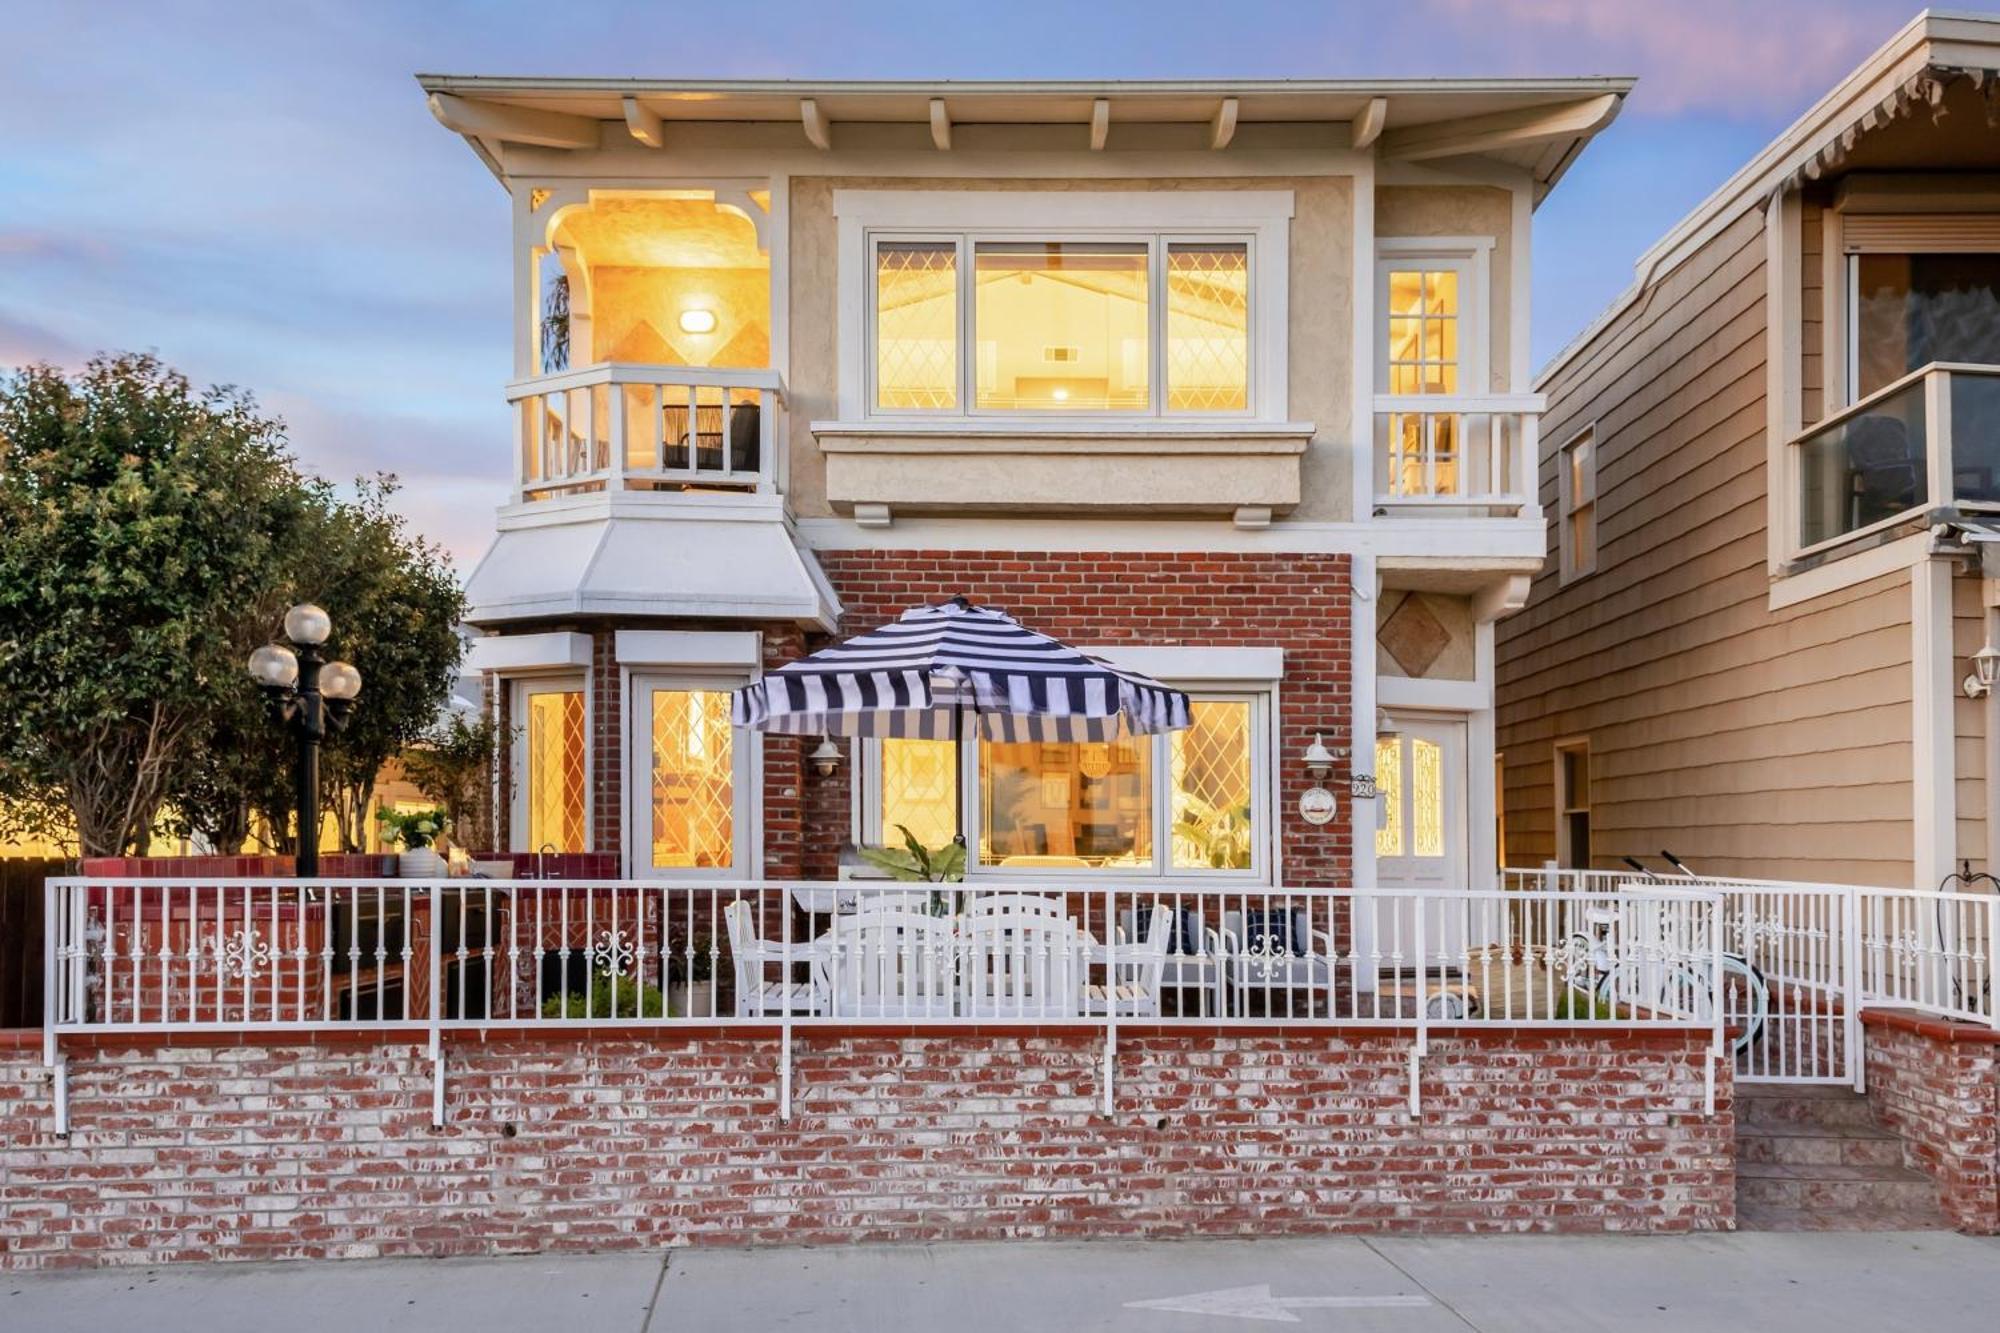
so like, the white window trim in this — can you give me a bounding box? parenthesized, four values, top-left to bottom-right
(1557, 423, 1598, 584)
(624, 670, 761, 881)
(834, 189, 1292, 425)
(858, 684, 1279, 886)
(509, 674, 591, 855)
(1373, 237, 1493, 396)
(1553, 736, 1591, 870)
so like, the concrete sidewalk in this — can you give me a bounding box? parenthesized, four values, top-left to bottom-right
(7, 1231, 1999, 1332)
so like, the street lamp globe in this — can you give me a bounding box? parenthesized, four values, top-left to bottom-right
(320, 660, 363, 701)
(283, 602, 333, 646)
(248, 642, 300, 689)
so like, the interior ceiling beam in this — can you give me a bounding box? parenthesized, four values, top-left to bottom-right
(800, 97, 832, 150)
(1378, 92, 1619, 161)
(1351, 97, 1388, 150)
(622, 96, 665, 149)
(929, 98, 952, 151)
(1089, 98, 1110, 151)
(1208, 97, 1239, 150)
(427, 92, 599, 150)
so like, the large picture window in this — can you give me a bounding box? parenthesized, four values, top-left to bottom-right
(631, 676, 754, 876)
(868, 232, 1254, 418)
(869, 695, 1267, 878)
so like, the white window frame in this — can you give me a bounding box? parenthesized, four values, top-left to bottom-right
(1840, 215, 2000, 405)
(1553, 737, 1591, 870)
(1373, 240, 1492, 396)
(626, 670, 759, 880)
(859, 687, 1277, 886)
(1558, 424, 1598, 583)
(509, 674, 591, 854)
(834, 189, 1292, 424)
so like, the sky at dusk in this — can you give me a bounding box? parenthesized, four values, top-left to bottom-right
(0, 0, 1948, 564)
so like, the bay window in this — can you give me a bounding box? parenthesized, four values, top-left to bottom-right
(866, 695, 1267, 878)
(632, 677, 753, 875)
(512, 678, 588, 852)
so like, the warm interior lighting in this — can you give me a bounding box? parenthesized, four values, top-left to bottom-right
(678, 308, 717, 334)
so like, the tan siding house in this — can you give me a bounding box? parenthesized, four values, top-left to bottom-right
(1501, 12, 2000, 890)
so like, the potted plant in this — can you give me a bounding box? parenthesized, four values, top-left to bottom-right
(669, 932, 717, 1018)
(376, 806, 449, 878)
(540, 969, 667, 1020)
(857, 824, 966, 914)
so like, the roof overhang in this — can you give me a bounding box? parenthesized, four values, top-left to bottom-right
(461, 500, 841, 632)
(1540, 10, 2000, 387)
(416, 74, 1633, 203)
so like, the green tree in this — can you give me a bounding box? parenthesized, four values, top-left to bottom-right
(401, 710, 502, 853)
(0, 355, 314, 856)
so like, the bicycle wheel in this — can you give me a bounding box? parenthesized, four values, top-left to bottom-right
(1718, 954, 1768, 1057)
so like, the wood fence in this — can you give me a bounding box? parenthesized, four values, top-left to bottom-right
(0, 857, 65, 1029)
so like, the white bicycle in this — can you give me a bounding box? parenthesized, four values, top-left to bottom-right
(1557, 904, 1769, 1055)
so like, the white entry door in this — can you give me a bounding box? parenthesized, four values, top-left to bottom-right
(1374, 716, 1470, 964)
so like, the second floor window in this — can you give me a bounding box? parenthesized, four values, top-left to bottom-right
(1559, 427, 1597, 581)
(871, 234, 1252, 417)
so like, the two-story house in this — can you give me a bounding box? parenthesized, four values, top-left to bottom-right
(1500, 11, 2000, 890)
(422, 74, 1627, 893)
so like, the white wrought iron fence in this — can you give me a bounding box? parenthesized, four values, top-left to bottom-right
(43, 877, 1725, 1126)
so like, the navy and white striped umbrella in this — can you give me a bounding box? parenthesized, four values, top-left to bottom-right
(732, 598, 1191, 743)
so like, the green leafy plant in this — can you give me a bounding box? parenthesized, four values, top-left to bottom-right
(668, 932, 716, 985)
(857, 824, 966, 882)
(1551, 988, 1621, 1021)
(541, 971, 668, 1019)
(402, 712, 503, 852)
(376, 806, 447, 850)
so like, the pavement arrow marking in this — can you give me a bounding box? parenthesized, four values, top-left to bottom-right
(1124, 1283, 1433, 1323)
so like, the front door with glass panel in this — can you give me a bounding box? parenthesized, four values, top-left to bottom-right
(1374, 717, 1469, 961)
(629, 677, 750, 876)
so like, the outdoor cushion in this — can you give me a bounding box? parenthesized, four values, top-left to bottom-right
(1239, 907, 1307, 958)
(1134, 905, 1204, 957)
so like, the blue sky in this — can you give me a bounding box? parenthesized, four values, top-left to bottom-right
(0, 0, 1936, 562)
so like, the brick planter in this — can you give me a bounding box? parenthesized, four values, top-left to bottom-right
(1861, 1009, 2000, 1233)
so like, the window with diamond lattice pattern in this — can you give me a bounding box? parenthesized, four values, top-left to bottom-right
(1171, 700, 1253, 869)
(649, 689, 735, 869)
(876, 242, 959, 410)
(1167, 244, 1249, 411)
(526, 689, 587, 852)
(880, 737, 958, 850)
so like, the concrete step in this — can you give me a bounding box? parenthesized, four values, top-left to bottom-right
(1736, 1124, 1906, 1168)
(1736, 1161, 1945, 1215)
(1737, 1085, 1884, 1131)
(1736, 1201, 1953, 1232)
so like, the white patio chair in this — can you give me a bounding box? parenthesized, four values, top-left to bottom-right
(1086, 903, 1171, 1017)
(1117, 904, 1226, 1016)
(963, 892, 1069, 921)
(1221, 902, 1335, 1016)
(960, 907, 1086, 1020)
(818, 908, 961, 1019)
(722, 900, 828, 1018)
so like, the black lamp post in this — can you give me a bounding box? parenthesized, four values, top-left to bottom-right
(247, 602, 362, 877)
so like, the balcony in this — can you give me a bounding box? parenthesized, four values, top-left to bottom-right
(1793, 362, 2000, 553)
(510, 362, 784, 503)
(1371, 392, 1542, 516)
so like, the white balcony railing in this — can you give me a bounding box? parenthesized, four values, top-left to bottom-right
(508, 362, 784, 502)
(42, 877, 1726, 1123)
(1792, 361, 2000, 552)
(1372, 392, 1542, 515)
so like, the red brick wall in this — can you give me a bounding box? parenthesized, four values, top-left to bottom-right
(1863, 1010, 2000, 1234)
(812, 552, 1353, 883)
(0, 1028, 1728, 1268)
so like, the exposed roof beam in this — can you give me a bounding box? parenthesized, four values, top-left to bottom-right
(1378, 93, 1620, 162)
(800, 97, 832, 150)
(622, 95, 665, 148)
(1208, 97, 1239, 150)
(929, 98, 952, 150)
(427, 92, 599, 149)
(1351, 97, 1388, 150)
(1089, 98, 1110, 151)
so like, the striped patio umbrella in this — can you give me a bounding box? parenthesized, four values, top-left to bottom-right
(733, 597, 1190, 843)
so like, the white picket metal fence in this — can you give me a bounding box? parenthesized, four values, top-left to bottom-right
(1502, 866, 2000, 1087)
(43, 876, 1727, 1127)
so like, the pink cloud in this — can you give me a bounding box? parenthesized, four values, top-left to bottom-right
(1426, 0, 1899, 116)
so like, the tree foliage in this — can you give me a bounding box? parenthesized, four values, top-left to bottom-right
(0, 355, 312, 855)
(401, 711, 501, 853)
(0, 353, 468, 858)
